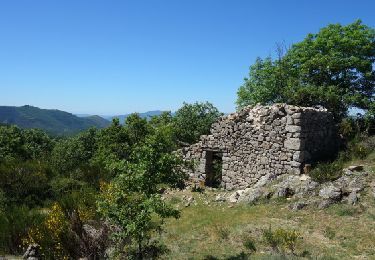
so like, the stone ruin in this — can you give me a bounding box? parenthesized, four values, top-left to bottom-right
(179, 104, 339, 190)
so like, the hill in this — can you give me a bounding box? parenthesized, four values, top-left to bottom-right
(0, 105, 110, 135)
(103, 110, 165, 123)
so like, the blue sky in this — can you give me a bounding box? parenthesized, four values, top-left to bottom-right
(0, 0, 374, 115)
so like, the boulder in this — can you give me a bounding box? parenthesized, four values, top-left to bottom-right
(346, 191, 359, 205)
(289, 201, 308, 211)
(347, 165, 364, 172)
(228, 191, 240, 203)
(319, 185, 341, 201)
(237, 187, 263, 203)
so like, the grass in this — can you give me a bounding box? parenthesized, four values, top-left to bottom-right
(160, 152, 375, 259)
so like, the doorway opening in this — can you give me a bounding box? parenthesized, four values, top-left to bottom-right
(205, 150, 223, 188)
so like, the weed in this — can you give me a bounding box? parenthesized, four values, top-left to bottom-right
(215, 226, 230, 240)
(333, 205, 360, 216)
(242, 237, 256, 253)
(324, 226, 336, 239)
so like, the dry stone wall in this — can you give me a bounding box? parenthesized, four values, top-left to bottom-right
(179, 104, 338, 190)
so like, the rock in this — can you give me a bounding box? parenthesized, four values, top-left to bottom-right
(318, 199, 335, 209)
(23, 244, 40, 260)
(215, 194, 226, 202)
(274, 187, 290, 198)
(289, 201, 308, 211)
(253, 173, 276, 188)
(319, 185, 341, 201)
(346, 191, 359, 205)
(237, 187, 263, 203)
(347, 165, 364, 172)
(284, 138, 304, 150)
(228, 191, 240, 203)
(299, 174, 310, 181)
(184, 196, 195, 207)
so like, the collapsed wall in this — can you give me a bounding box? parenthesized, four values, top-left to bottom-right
(179, 104, 338, 190)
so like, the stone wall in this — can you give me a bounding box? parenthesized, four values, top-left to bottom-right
(179, 104, 338, 190)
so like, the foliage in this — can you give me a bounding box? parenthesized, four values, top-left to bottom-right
(237, 20, 375, 120)
(309, 161, 343, 183)
(22, 203, 69, 259)
(23, 199, 108, 259)
(0, 125, 54, 164)
(97, 134, 187, 258)
(0, 160, 52, 206)
(50, 128, 97, 174)
(173, 102, 223, 145)
(0, 205, 45, 255)
(262, 226, 300, 255)
(97, 171, 181, 258)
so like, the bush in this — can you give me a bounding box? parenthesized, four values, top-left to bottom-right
(262, 226, 300, 255)
(0, 205, 45, 255)
(0, 160, 52, 207)
(309, 162, 343, 183)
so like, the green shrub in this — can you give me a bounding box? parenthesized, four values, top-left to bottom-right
(0, 205, 45, 255)
(339, 118, 356, 140)
(262, 226, 301, 255)
(309, 162, 343, 183)
(0, 160, 52, 207)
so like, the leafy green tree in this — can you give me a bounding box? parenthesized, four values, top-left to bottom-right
(93, 119, 130, 167)
(22, 128, 54, 161)
(0, 160, 52, 206)
(124, 113, 150, 145)
(237, 20, 375, 120)
(51, 128, 98, 175)
(97, 126, 187, 258)
(0, 126, 23, 162)
(149, 111, 174, 129)
(173, 102, 223, 145)
(0, 125, 54, 162)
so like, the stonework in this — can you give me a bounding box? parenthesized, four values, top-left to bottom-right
(179, 104, 338, 190)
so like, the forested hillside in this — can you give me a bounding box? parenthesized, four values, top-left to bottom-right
(0, 105, 110, 135)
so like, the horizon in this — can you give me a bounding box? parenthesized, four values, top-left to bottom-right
(0, 0, 374, 114)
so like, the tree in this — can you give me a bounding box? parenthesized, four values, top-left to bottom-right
(124, 113, 150, 145)
(97, 132, 187, 259)
(0, 126, 24, 162)
(237, 20, 375, 120)
(51, 128, 98, 175)
(173, 102, 223, 145)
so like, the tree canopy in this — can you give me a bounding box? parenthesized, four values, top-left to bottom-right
(237, 20, 375, 120)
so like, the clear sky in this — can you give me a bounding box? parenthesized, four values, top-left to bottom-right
(0, 0, 374, 115)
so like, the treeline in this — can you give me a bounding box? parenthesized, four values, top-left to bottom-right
(0, 102, 222, 259)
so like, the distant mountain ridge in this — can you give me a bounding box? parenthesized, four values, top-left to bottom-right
(77, 110, 168, 123)
(0, 105, 110, 135)
(104, 110, 165, 123)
